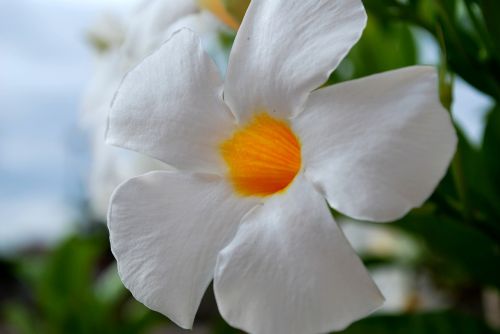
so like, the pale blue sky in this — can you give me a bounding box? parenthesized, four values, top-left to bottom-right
(0, 0, 136, 252)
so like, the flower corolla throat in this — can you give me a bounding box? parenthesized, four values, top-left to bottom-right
(220, 112, 302, 197)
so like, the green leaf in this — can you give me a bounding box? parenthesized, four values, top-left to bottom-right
(339, 311, 499, 334)
(35, 236, 107, 333)
(482, 105, 500, 194)
(478, 0, 500, 60)
(458, 124, 500, 234)
(328, 15, 417, 85)
(365, 0, 500, 99)
(213, 317, 244, 334)
(2, 303, 38, 334)
(394, 211, 500, 289)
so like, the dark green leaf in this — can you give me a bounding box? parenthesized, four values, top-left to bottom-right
(482, 105, 500, 193)
(339, 311, 499, 334)
(394, 211, 500, 289)
(478, 0, 500, 60)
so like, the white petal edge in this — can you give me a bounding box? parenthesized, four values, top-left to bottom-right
(107, 29, 236, 173)
(214, 174, 384, 334)
(108, 171, 258, 329)
(223, 0, 367, 122)
(294, 66, 458, 222)
(87, 121, 167, 220)
(121, 0, 198, 61)
(165, 11, 230, 74)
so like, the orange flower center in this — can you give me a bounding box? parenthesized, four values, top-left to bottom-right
(220, 113, 301, 197)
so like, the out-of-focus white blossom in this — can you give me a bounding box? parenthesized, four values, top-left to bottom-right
(341, 219, 419, 260)
(86, 13, 126, 54)
(342, 219, 450, 313)
(81, 0, 231, 219)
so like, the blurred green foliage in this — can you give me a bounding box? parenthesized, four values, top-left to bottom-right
(1, 231, 168, 334)
(363, 0, 500, 99)
(1, 0, 500, 333)
(341, 311, 499, 334)
(337, 0, 500, 333)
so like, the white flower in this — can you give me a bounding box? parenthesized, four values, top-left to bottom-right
(106, 0, 457, 333)
(81, 0, 230, 219)
(86, 13, 126, 54)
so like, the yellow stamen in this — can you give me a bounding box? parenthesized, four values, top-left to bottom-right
(198, 0, 241, 30)
(220, 113, 301, 197)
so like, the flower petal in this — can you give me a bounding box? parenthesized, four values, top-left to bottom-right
(223, 0, 367, 122)
(108, 171, 258, 329)
(88, 123, 167, 220)
(122, 0, 197, 61)
(294, 66, 457, 222)
(214, 175, 384, 334)
(165, 11, 230, 73)
(107, 29, 235, 173)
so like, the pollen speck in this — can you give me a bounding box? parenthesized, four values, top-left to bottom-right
(220, 113, 301, 197)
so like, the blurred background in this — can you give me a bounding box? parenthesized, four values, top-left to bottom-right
(0, 0, 499, 333)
